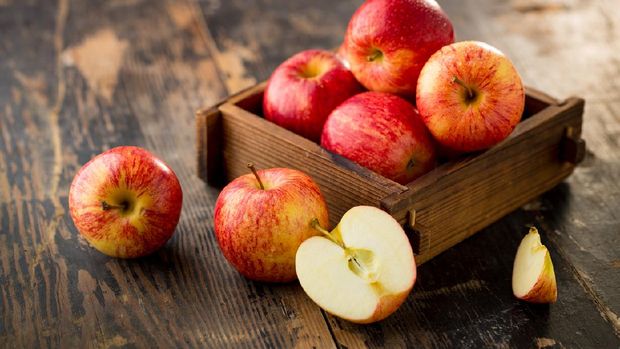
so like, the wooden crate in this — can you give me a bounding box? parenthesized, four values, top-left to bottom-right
(196, 82, 585, 264)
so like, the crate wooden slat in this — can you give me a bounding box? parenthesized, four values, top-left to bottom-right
(196, 83, 585, 264)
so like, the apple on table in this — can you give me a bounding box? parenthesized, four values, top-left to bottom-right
(214, 164, 329, 282)
(69, 146, 183, 258)
(512, 227, 558, 303)
(416, 41, 525, 153)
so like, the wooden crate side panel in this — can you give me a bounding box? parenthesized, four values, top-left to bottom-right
(196, 106, 225, 185)
(384, 98, 585, 263)
(524, 86, 560, 115)
(218, 103, 407, 228)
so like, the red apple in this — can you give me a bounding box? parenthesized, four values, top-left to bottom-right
(416, 41, 525, 153)
(214, 164, 329, 282)
(263, 49, 362, 142)
(321, 92, 436, 184)
(69, 146, 183, 258)
(343, 0, 454, 98)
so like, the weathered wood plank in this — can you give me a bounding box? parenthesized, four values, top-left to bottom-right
(199, 0, 620, 346)
(199, 0, 362, 94)
(441, 0, 620, 337)
(0, 0, 337, 347)
(326, 210, 620, 348)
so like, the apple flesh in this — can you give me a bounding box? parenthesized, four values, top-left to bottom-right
(214, 165, 329, 282)
(343, 0, 454, 98)
(263, 49, 362, 142)
(416, 41, 525, 153)
(69, 146, 183, 258)
(512, 227, 558, 303)
(321, 91, 436, 184)
(296, 206, 416, 324)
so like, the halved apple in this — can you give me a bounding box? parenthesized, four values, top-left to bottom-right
(295, 206, 416, 324)
(512, 227, 558, 303)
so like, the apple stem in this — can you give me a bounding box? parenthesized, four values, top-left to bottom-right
(101, 201, 126, 211)
(247, 163, 265, 190)
(452, 76, 475, 100)
(310, 218, 344, 249)
(367, 49, 383, 62)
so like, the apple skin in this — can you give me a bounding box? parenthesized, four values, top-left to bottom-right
(214, 168, 329, 282)
(263, 49, 362, 142)
(321, 92, 436, 184)
(517, 252, 557, 303)
(69, 146, 183, 258)
(343, 0, 454, 98)
(416, 41, 525, 153)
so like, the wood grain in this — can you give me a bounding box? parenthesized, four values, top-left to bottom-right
(198, 0, 620, 347)
(2, 0, 620, 347)
(1, 0, 336, 347)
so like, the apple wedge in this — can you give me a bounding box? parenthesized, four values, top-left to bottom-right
(295, 206, 416, 324)
(512, 227, 558, 303)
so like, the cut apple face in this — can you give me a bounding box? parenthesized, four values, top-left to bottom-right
(512, 227, 558, 303)
(296, 206, 416, 324)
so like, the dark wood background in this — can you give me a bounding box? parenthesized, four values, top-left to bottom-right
(1, 0, 619, 347)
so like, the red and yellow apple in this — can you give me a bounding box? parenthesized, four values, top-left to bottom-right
(321, 91, 436, 184)
(343, 0, 454, 98)
(69, 146, 183, 258)
(214, 164, 329, 282)
(512, 227, 558, 303)
(296, 206, 416, 323)
(416, 41, 525, 153)
(263, 49, 362, 142)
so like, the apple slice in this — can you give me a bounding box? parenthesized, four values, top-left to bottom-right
(295, 206, 416, 324)
(512, 227, 558, 303)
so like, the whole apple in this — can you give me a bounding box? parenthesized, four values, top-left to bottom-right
(263, 49, 362, 142)
(69, 146, 183, 258)
(343, 0, 454, 98)
(321, 92, 436, 185)
(214, 165, 329, 282)
(416, 41, 525, 153)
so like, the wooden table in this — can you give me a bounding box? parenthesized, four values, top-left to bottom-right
(1, 0, 619, 347)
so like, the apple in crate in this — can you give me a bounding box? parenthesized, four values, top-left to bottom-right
(69, 146, 183, 258)
(343, 0, 454, 98)
(512, 227, 557, 303)
(416, 41, 525, 153)
(214, 164, 329, 282)
(296, 206, 416, 323)
(263, 49, 362, 142)
(321, 91, 436, 184)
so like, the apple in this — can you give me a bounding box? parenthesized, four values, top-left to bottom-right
(416, 41, 525, 153)
(214, 164, 329, 282)
(296, 206, 416, 323)
(321, 91, 436, 184)
(263, 49, 362, 142)
(512, 227, 558, 303)
(343, 0, 454, 98)
(69, 146, 183, 258)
